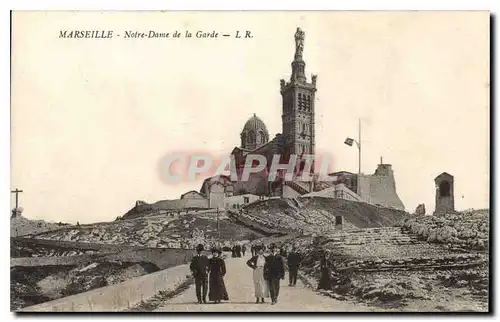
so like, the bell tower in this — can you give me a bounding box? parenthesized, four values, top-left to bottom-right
(281, 27, 317, 159)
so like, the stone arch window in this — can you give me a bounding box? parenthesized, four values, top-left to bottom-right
(298, 92, 306, 111)
(439, 181, 451, 197)
(258, 130, 267, 145)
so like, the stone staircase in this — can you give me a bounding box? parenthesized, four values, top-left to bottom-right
(313, 226, 485, 264)
(284, 181, 310, 195)
(323, 227, 419, 245)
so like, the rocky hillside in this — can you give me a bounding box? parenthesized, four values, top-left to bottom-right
(11, 216, 68, 237)
(233, 197, 408, 235)
(398, 211, 489, 251)
(28, 211, 264, 248)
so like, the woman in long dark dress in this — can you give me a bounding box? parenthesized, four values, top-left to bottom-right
(317, 252, 332, 290)
(208, 248, 229, 303)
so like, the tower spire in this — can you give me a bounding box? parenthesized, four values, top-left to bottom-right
(294, 27, 305, 60)
(281, 27, 317, 161)
(291, 27, 307, 84)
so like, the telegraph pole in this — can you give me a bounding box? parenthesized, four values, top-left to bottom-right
(344, 119, 362, 174)
(358, 118, 362, 174)
(216, 207, 221, 240)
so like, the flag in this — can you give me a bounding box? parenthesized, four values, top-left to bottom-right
(344, 137, 354, 146)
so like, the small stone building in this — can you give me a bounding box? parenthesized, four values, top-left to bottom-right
(434, 172, 455, 215)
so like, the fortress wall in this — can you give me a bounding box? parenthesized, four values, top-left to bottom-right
(357, 175, 372, 203)
(154, 198, 209, 210)
(357, 174, 405, 210)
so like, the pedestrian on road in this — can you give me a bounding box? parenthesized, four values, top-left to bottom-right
(250, 244, 255, 257)
(231, 245, 236, 258)
(317, 251, 332, 290)
(242, 244, 247, 256)
(246, 246, 270, 303)
(287, 247, 301, 286)
(208, 248, 229, 304)
(236, 244, 242, 257)
(189, 244, 209, 304)
(264, 243, 285, 305)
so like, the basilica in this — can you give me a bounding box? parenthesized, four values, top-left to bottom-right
(199, 27, 405, 211)
(201, 27, 317, 197)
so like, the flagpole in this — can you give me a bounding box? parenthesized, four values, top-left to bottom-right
(358, 118, 361, 174)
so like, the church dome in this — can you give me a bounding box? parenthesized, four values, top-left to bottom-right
(240, 114, 269, 150)
(243, 114, 269, 136)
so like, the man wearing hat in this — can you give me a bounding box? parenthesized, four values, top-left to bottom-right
(287, 246, 301, 287)
(263, 243, 285, 305)
(190, 244, 210, 304)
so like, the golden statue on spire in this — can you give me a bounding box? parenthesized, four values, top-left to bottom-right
(294, 27, 305, 57)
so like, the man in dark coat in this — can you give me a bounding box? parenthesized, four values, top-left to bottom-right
(242, 244, 247, 256)
(235, 244, 242, 258)
(287, 247, 301, 286)
(190, 244, 209, 304)
(264, 243, 285, 305)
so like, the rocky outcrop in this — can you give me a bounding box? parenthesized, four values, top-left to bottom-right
(415, 204, 426, 216)
(11, 216, 64, 237)
(398, 210, 489, 251)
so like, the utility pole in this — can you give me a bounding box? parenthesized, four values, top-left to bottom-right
(216, 207, 221, 240)
(343, 118, 362, 174)
(358, 118, 362, 174)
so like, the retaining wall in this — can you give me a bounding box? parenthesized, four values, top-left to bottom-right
(19, 263, 191, 312)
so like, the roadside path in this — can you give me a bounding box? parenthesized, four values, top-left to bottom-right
(155, 252, 374, 312)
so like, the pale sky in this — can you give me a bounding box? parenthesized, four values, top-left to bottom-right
(11, 11, 490, 223)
